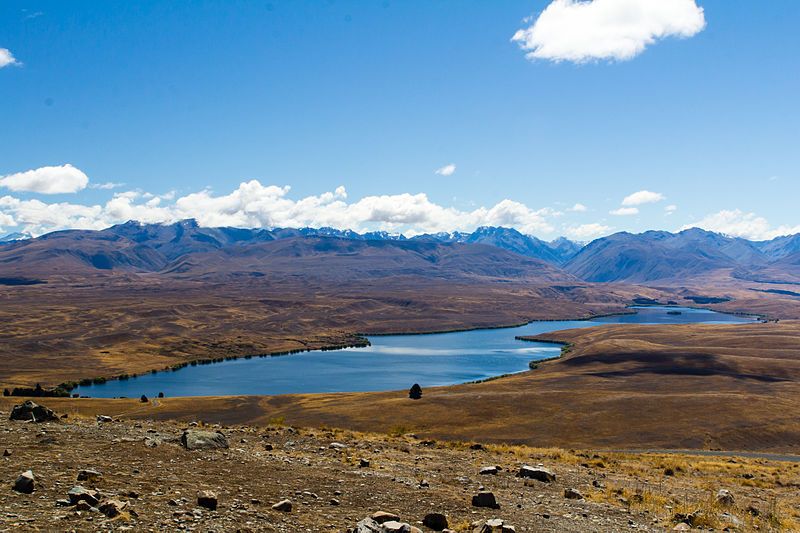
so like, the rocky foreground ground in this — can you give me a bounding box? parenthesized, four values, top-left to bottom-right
(1, 402, 799, 532)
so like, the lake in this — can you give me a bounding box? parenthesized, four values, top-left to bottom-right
(74, 306, 754, 398)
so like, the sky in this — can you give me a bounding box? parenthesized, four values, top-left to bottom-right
(1, 0, 799, 241)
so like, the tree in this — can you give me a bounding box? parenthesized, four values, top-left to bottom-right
(140, 394, 149, 403)
(158, 392, 164, 398)
(409, 383, 422, 400)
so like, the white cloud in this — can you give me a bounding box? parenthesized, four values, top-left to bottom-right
(665, 204, 678, 215)
(0, 212, 15, 229)
(568, 203, 587, 212)
(89, 182, 125, 190)
(610, 207, 639, 216)
(565, 222, 612, 240)
(434, 163, 456, 176)
(0, 180, 559, 238)
(0, 164, 89, 194)
(512, 0, 706, 63)
(682, 210, 800, 241)
(0, 48, 20, 68)
(622, 190, 665, 206)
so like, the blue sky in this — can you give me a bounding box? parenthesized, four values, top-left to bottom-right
(1, 0, 798, 240)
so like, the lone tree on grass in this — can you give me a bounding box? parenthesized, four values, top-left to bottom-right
(409, 383, 422, 400)
(140, 394, 148, 403)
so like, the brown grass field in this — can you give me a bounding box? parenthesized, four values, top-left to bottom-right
(7, 319, 799, 454)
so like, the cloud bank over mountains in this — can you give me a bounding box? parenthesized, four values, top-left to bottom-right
(0, 165, 796, 243)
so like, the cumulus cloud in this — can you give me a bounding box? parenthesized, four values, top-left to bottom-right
(512, 0, 706, 63)
(0, 48, 20, 68)
(622, 190, 665, 206)
(568, 203, 587, 212)
(0, 164, 89, 194)
(434, 163, 456, 176)
(610, 207, 639, 216)
(0, 180, 560, 238)
(682, 210, 800, 241)
(665, 204, 678, 215)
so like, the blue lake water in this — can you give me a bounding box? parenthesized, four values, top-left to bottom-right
(74, 306, 754, 398)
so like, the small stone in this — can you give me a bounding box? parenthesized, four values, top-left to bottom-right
(479, 466, 499, 475)
(517, 466, 556, 483)
(470, 443, 484, 450)
(12, 470, 35, 494)
(68, 486, 99, 506)
(77, 469, 102, 482)
(98, 499, 128, 518)
(715, 489, 735, 507)
(329, 442, 348, 450)
(673, 524, 691, 531)
(56, 498, 72, 507)
(75, 500, 95, 512)
(564, 488, 584, 500)
(197, 490, 218, 511)
(419, 479, 430, 488)
(330, 498, 340, 506)
(3, 449, 11, 457)
(96, 415, 113, 423)
(471, 491, 500, 509)
(423, 512, 449, 531)
(359, 458, 370, 468)
(272, 499, 292, 512)
(263, 443, 273, 451)
(372, 511, 401, 523)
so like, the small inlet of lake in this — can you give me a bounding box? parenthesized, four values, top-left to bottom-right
(74, 306, 754, 398)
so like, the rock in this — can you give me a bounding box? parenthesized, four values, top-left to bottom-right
(359, 458, 371, 468)
(715, 489, 735, 507)
(181, 429, 229, 450)
(75, 500, 96, 512)
(12, 470, 35, 494)
(422, 512, 449, 530)
(469, 443, 484, 450)
(96, 415, 113, 423)
(9, 401, 58, 422)
(330, 498, 340, 506)
(672, 523, 691, 531)
(563, 488, 584, 500)
(329, 442, 348, 450)
(77, 469, 102, 482)
(263, 443, 273, 451)
(471, 491, 500, 509)
(272, 498, 292, 512)
(55, 498, 72, 507)
(472, 519, 516, 533)
(516, 465, 556, 483)
(197, 490, 218, 510)
(383, 521, 419, 533)
(480, 466, 499, 475)
(99, 499, 128, 518)
(3, 449, 11, 457)
(372, 511, 401, 523)
(418, 479, 429, 488)
(355, 518, 383, 533)
(68, 486, 100, 506)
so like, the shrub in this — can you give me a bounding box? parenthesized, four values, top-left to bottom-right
(409, 383, 422, 400)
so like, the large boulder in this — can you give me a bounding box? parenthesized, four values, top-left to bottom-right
(12, 470, 35, 494)
(517, 465, 556, 482)
(180, 429, 229, 450)
(471, 491, 500, 509)
(197, 490, 218, 510)
(422, 512, 449, 531)
(472, 519, 516, 533)
(9, 401, 58, 423)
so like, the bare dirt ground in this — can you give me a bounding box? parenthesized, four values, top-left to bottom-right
(2, 405, 799, 532)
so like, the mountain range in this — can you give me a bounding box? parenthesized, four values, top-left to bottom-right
(1, 220, 799, 285)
